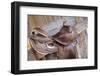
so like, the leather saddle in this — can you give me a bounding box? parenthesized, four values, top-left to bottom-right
(28, 26, 78, 60)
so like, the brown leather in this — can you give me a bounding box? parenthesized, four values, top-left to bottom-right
(53, 26, 78, 45)
(53, 26, 78, 59)
(56, 43, 78, 59)
(28, 26, 78, 60)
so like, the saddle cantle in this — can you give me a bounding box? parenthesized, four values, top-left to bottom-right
(53, 25, 78, 59)
(53, 25, 78, 45)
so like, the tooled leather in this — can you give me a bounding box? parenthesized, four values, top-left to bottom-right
(28, 26, 78, 60)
